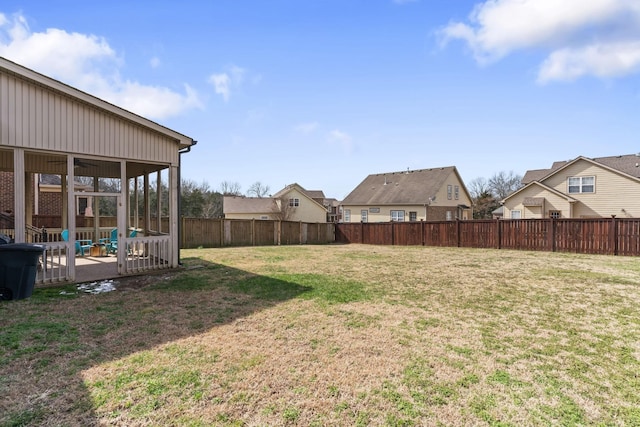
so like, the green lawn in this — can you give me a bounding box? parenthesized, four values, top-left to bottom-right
(1, 244, 639, 426)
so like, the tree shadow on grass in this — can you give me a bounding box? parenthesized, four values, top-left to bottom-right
(0, 257, 312, 426)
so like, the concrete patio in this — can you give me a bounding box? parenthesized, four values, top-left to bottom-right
(74, 254, 118, 283)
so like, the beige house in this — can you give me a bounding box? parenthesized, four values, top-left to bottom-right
(223, 183, 329, 223)
(0, 56, 195, 283)
(341, 167, 472, 222)
(501, 154, 640, 219)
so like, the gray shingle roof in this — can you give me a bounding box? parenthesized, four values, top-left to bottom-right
(223, 196, 277, 214)
(523, 154, 640, 184)
(342, 167, 456, 205)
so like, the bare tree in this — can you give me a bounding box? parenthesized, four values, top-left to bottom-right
(219, 181, 242, 196)
(467, 177, 491, 200)
(488, 171, 523, 200)
(247, 181, 271, 198)
(271, 197, 294, 221)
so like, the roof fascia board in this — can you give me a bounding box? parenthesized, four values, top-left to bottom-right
(537, 155, 640, 184)
(502, 181, 577, 204)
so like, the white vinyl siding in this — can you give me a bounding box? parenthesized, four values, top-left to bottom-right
(0, 71, 182, 165)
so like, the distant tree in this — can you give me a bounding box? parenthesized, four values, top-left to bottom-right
(467, 177, 491, 201)
(473, 190, 500, 219)
(246, 181, 271, 198)
(182, 179, 222, 218)
(467, 172, 521, 219)
(488, 171, 522, 200)
(219, 181, 242, 196)
(272, 197, 294, 221)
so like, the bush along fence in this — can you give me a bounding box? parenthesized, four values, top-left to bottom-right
(335, 217, 640, 256)
(181, 218, 335, 248)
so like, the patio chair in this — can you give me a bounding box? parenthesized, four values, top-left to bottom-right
(103, 228, 138, 255)
(61, 229, 93, 256)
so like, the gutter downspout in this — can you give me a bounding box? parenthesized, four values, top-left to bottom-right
(178, 140, 197, 265)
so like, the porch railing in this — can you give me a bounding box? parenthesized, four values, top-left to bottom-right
(124, 235, 171, 274)
(37, 241, 72, 284)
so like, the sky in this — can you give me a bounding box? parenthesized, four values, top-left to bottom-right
(1, 0, 640, 200)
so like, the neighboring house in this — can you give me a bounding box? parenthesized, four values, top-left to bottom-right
(223, 196, 279, 220)
(0, 172, 92, 216)
(492, 206, 504, 219)
(324, 198, 341, 223)
(0, 55, 195, 282)
(223, 183, 330, 223)
(501, 154, 640, 219)
(340, 167, 472, 222)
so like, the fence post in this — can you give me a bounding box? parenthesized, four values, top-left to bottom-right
(495, 219, 501, 250)
(547, 218, 554, 252)
(456, 219, 461, 247)
(278, 220, 282, 245)
(421, 220, 425, 246)
(609, 215, 617, 256)
(391, 222, 395, 245)
(251, 219, 255, 246)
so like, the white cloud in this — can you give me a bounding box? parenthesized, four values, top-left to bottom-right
(0, 12, 201, 119)
(209, 73, 231, 101)
(294, 122, 319, 134)
(327, 130, 355, 154)
(538, 41, 640, 83)
(439, 0, 640, 83)
(208, 65, 249, 102)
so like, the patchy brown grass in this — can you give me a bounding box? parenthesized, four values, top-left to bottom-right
(1, 244, 639, 426)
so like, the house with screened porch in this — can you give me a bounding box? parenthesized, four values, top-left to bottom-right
(0, 56, 195, 284)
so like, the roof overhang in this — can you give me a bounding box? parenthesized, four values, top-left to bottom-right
(501, 181, 578, 204)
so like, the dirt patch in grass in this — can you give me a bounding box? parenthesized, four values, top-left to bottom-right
(2, 245, 640, 426)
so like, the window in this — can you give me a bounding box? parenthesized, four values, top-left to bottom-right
(454, 186, 459, 200)
(260, 216, 268, 220)
(549, 210, 561, 219)
(568, 176, 595, 194)
(390, 210, 405, 222)
(78, 197, 88, 215)
(361, 210, 368, 223)
(511, 210, 521, 219)
(409, 211, 417, 221)
(447, 185, 452, 200)
(289, 198, 300, 207)
(446, 211, 453, 221)
(344, 209, 351, 222)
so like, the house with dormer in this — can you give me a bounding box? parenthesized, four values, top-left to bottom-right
(340, 167, 472, 222)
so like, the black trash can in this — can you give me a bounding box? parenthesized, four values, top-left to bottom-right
(0, 243, 45, 301)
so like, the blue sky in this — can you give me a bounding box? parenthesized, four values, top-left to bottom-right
(2, 1, 639, 199)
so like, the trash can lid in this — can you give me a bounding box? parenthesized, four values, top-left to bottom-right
(0, 243, 45, 252)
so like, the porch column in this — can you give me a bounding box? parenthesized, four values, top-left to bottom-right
(170, 165, 179, 267)
(67, 156, 76, 280)
(25, 172, 33, 228)
(12, 148, 26, 242)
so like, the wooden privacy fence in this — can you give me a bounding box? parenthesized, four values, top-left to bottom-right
(181, 218, 335, 248)
(335, 218, 640, 256)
